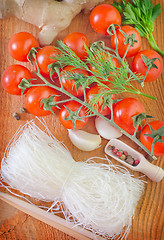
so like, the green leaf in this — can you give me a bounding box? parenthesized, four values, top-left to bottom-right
(113, 0, 126, 13)
(134, 27, 145, 37)
(152, 4, 161, 22)
(125, 4, 137, 21)
(112, 0, 163, 56)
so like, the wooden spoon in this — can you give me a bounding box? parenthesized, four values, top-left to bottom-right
(105, 139, 164, 182)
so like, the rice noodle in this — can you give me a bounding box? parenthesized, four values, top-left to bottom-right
(0, 121, 145, 239)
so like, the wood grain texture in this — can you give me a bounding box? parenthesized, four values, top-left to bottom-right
(0, 0, 163, 240)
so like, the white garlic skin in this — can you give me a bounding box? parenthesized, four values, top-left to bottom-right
(68, 129, 101, 151)
(95, 116, 122, 140)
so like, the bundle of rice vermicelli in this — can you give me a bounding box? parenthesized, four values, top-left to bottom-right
(0, 121, 145, 239)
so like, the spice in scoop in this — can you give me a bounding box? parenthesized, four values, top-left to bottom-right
(108, 145, 140, 166)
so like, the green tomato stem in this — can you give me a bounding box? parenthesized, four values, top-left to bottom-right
(49, 98, 72, 106)
(122, 44, 131, 61)
(35, 71, 156, 160)
(139, 65, 151, 87)
(133, 123, 140, 138)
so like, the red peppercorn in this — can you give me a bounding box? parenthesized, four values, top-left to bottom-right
(112, 148, 118, 154)
(133, 159, 140, 166)
(116, 151, 122, 157)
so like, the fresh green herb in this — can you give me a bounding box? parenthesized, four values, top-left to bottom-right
(113, 0, 164, 57)
(55, 40, 155, 101)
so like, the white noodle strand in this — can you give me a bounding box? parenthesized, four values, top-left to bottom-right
(0, 121, 145, 239)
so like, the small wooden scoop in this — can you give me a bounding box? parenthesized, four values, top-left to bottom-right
(105, 139, 164, 182)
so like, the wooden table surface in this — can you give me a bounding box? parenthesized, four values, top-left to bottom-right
(0, 1, 164, 240)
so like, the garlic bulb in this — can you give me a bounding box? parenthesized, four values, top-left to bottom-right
(68, 129, 101, 151)
(95, 116, 122, 140)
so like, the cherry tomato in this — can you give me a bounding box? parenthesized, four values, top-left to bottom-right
(113, 98, 145, 135)
(8, 32, 39, 62)
(63, 32, 89, 60)
(89, 52, 120, 83)
(36, 46, 60, 78)
(90, 4, 121, 35)
(111, 26, 141, 58)
(140, 121, 164, 156)
(1, 64, 33, 95)
(59, 101, 88, 129)
(132, 50, 163, 82)
(86, 85, 115, 116)
(25, 86, 59, 116)
(60, 66, 89, 97)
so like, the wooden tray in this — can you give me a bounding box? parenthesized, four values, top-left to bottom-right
(0, 1, 164, 239)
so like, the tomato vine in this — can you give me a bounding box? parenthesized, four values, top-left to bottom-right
(18, 25, 162, 159)
(3, 25, 163, 159)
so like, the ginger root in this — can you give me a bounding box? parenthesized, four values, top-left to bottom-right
(0, 0, 104, 45)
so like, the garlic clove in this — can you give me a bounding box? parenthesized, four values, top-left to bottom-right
(68, 129, 101, 151)
(95, 116, 122, 140)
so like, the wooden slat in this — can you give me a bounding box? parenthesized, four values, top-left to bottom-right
(0, 0, 164, 240)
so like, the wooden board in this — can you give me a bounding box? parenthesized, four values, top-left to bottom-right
(0, 1, 164, 239)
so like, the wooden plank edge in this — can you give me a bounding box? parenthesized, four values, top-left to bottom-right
(0, 192, 105, 240)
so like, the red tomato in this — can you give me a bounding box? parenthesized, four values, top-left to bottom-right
(132, 50, 163, 82)
(59, 101, 88, 129)
(36, 46, 60, 78)
(90, 4, 121, 35)
(140, 121, 164, 156)
(63, 32, 89, 60)
(8, 32, 39, 62)
(111, 26, 141, 58)
(1, 64, 33, 95)
(25, 86, 59, 116)
(113, 98, 145, 135)
(89, 52, 120, 82)
(86, 85, 115, 116)
(60, 66, 89, 97)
